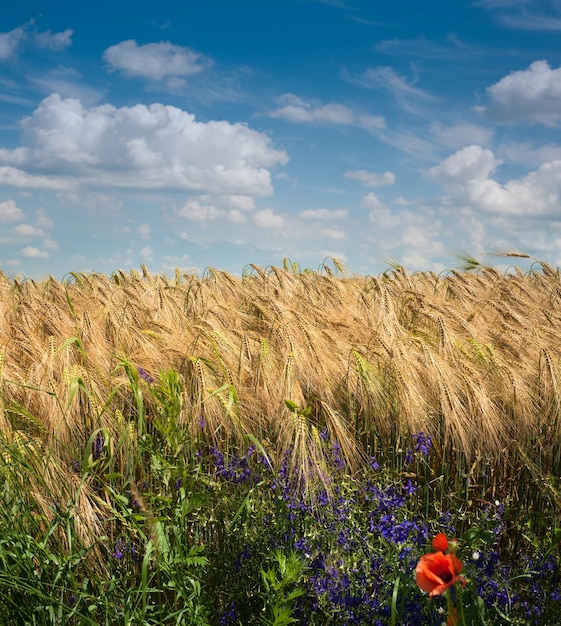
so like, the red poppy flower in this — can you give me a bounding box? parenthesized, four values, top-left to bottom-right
(415, 551, 466, 597)
(432, 533, 449, 552)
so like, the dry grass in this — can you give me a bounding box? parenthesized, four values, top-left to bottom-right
(1, 259, 561, 514)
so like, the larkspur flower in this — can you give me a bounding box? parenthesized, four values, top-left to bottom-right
(413, 431, 433, 456)
(113, 538, 126, 560)
(92, 431, 105, 460)
(137, 366, 154, 383)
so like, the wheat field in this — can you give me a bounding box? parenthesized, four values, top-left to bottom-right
(1, 257, 561, 532)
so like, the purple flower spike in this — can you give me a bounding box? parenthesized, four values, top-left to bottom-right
(137, 367, 155, 383)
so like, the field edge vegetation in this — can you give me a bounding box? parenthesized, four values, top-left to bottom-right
(0, 256, 560, 623)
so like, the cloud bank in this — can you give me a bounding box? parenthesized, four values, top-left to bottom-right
(0, 94, 288, 196)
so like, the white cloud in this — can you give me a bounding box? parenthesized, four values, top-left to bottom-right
(342, 66, 439, 115)
(42, 238, 59, 250)
(498, 142, 561, 167)
(137, 223, 151, 239)
(0, 199, 25, 222)
(376, 128, 441, 161)
(21, 246, 48, 258)
(344, 170, 395, 187)
(375, 34, 478, 61)
(160, 254, 198, 275)
(475, 0, 561, 30)
(429, 145, 501, 190)
(394, 196, 414, 206)
(227, 209, 246, 223)
(0, 147, 27, 165)
(0, 166, 71, 189)
(360, 191, 387, 210)
(35, 209, 54, 229)
(11, 224, 43, 237)
(269, 103, 352, 123)
(176, 197, 249, 223)
(140, 246, 153, 262)
(500, 14, 561, 30)
(223, 195, 256, 211)
(299, 208, 348, 219)
(479, 60, 561, 125)
(177, 199, 222, 221)
(0, 208, 53, 246)
(33, 29, 73, 50)
(1, 94, 287, 196)
(0, 27, 25, 60)
(254, 208, 284, 229)
(363, 202, 444, 269)
(321, 227, 346, 239)
(103, 40, 211, 80)
(57, 191, 123, 215)
(0, 25, 72, 60)
(30, 66, 104, 106)
(345, 66, 434, 98)
(430, 122, 493, 149)
(265, 94, 385, 129)
(429, 145, 561, 217)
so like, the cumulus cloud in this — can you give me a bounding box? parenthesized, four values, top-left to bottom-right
(265, 93, 385, 129)
(57, 191, 123, 215)
(42, 238, 59, 250)
(429, 145, 501, 190)
(360, 192, 387, 210)
(35, 209, 54, 229)
(0, 207, 54, 248)
(137, 223, 151, 239)
(478, 60, 561, 125)
(429, 144, 561, 217)
(103, 40, 211, 80)
(299, 208, 348, 219)
(364, 202, 444, 268)
(0, 147, 27, 165)
(344, 169, 395, 187)
(21, 246, 48, 258)
(0, 24, 72, 60)
(33, 29, 73, 50)
(177, 199, 222, 222)
(223, 195, 256, 212)
(176, 196, 249, 223)
(254, 208, 284, 229)
(0, 94, 288, 196)
(0, 166, 71, 189)
(11, 223, 44, 238)
(140, 246, 153, 262)
(0, 199, 25, 222)
(321, 227, 346, 239)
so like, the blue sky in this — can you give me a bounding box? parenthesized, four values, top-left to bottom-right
(2, 0, 561, 278)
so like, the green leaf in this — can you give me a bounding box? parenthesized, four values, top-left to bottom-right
(284, 400, 299, 412)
